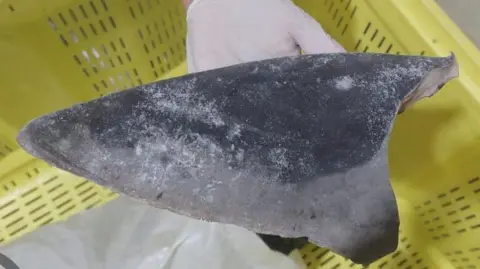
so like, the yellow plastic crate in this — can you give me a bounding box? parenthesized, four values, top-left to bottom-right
(1, 0, 480, 268)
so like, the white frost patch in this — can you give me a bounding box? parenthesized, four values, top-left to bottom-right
(58, 139, 71, 151)
(268, 64, 281, 72)
(135, 144, 143, 156)
(268, 148, 289, 168)
(235, 148, 245, 162)
(335, 76, 354, 91)
(150, 80, 225, 127)
(227, 124, 241, 140)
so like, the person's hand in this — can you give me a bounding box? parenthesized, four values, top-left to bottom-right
(184, 0, 345, 73)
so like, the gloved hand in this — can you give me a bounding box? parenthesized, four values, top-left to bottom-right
(184, 0, 345, 73)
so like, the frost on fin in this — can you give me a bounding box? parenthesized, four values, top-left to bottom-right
(16, 52, 458, 265)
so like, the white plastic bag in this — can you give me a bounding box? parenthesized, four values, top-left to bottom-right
(0, 196, 302, 269)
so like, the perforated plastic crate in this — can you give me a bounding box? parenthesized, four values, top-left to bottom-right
(1, 0, 479, 268)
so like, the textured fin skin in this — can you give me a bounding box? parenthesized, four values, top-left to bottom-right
(17, 53, 458, 264)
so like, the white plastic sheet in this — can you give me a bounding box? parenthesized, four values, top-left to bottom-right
(0, 196, 303, 269)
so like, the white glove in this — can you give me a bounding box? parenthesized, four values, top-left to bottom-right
(185, 0, 345, 73)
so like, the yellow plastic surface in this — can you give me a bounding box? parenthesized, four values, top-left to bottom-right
(0, 0, 479, 268)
